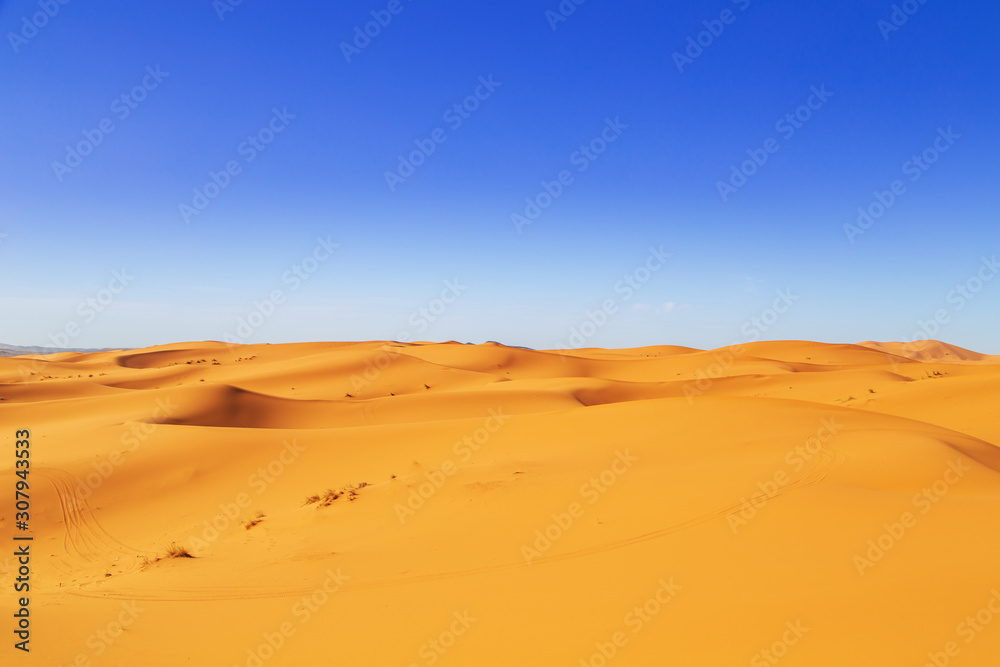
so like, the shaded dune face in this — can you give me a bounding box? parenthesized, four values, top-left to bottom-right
(1, 339, 999, 666)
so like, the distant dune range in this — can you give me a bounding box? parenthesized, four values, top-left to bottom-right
(0, 343, 115, 357)
(1, 339, 999, 665)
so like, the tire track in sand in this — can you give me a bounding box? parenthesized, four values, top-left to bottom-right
(35, 468, 154, 574)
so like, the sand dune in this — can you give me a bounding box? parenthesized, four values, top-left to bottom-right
(1, 339, 999, 666)
(858, 339, 995, 363)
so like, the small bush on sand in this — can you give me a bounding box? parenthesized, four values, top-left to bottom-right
(165, 542, 194, 559)
(244, 510, 266, 530)
(304, 482, 370, 508)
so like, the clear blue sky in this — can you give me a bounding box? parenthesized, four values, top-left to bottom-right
(2, 0, 998, 352)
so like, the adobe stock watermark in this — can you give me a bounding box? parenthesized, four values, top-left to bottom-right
(47, 268, 134, 348)
(728, 417, 842, 534)
(222, 235, 339, 346)
(52, 66, 169, 182)
(893, 255, 998, 351)
(555, 246, 670, 350)
(213, 0, 247, 21)
(878, 0, 931, 41)
(716, 85, 834, 202)
(348, 278, 467, 393)
(683, 289, 800, 402)
(844, 126, 959, 243)
(340, 0, 415, 63)
(750, 620, 809, 667)
(405, 611, 477, 667)
(7, 0, 72, 54)
(11, 355, 50, 384)
(578, 578, 682, 667)
(672, 0, 752, 73)
(853, 457, 971, 575)
(521, 449, 638, 564)
(11, 271, 129, 384)
(385, 75, 502, 192)
(511, 117, 628, 233)
(179, 107, 296, 224)
(394, 409, 510, 523)
(69, 398, 178, 504)
(233, 568, 350, 667)
(920, 588, 1000, 667)
(53, 601, 145, 667)
(186, 439, 306, 553)
(546, 0, 587, 30)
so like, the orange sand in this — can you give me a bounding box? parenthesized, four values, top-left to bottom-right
(2, 339, 999, 666)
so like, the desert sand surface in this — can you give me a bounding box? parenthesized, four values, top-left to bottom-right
(2, 339, 1000, 666)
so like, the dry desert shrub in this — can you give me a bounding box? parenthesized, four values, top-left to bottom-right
(304, 482, 369, 507)
(244, 510, 266, 529)
(165, 542, 194, 559)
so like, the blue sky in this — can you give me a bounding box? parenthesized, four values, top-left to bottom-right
(2, 0, 998, 352)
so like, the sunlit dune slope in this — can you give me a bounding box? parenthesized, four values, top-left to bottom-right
(1, 339, 999, 666)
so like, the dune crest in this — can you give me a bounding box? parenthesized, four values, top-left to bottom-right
(858, 338, 993, 363)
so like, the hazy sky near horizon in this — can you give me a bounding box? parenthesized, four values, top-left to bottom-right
(1, 0, 998, 352)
